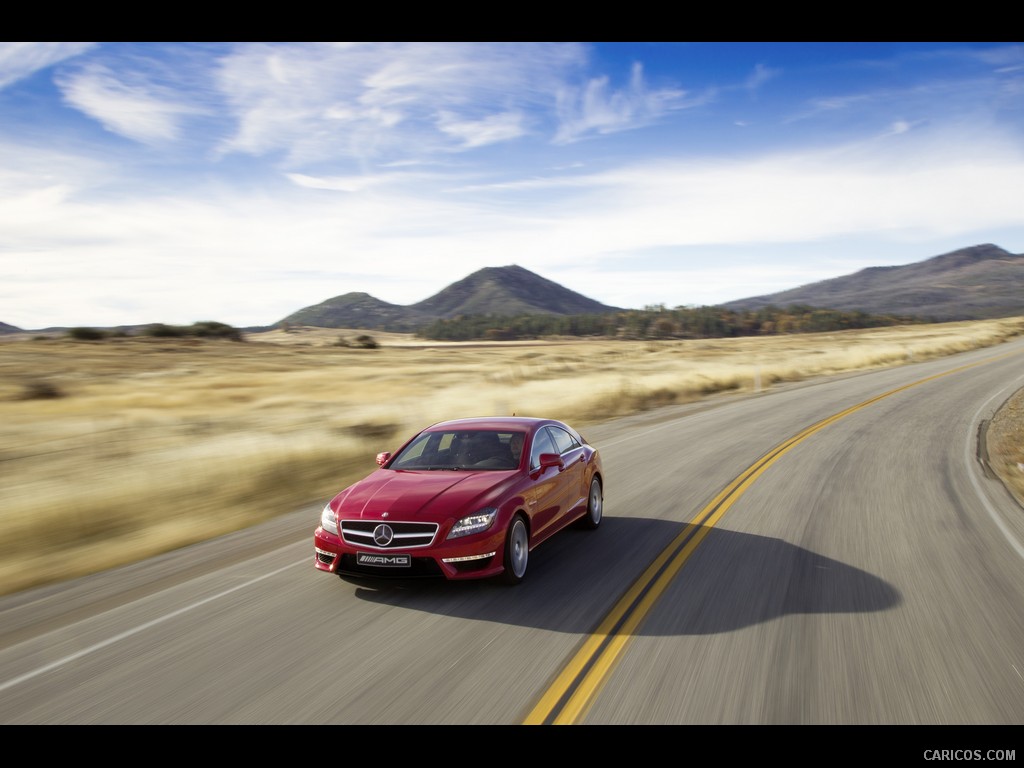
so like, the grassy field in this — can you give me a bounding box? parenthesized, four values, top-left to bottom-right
(2, 317, 1023, 596)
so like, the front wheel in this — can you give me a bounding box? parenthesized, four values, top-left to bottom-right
(579, 477, 602, 530)
(500, 515, 529, 585)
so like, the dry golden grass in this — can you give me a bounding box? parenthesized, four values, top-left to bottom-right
(2, 316, 1023, 596)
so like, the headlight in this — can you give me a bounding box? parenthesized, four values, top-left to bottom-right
(447, 507, 498, 539)
(320, 503, 339, 535)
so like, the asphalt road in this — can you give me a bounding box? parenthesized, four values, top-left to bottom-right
(2, 337, 1024, 727)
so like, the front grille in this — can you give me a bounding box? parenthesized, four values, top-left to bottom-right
(341, 520, 438, 549)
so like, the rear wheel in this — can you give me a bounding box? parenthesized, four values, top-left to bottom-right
(500, 515, 529, 585)
(580, 477, 603, 530)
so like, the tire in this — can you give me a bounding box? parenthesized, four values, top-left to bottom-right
(500, 515, 529, 585)
(579, 476, 603, 530)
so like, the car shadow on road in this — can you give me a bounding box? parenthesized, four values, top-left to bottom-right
(344, 516, 901, 635)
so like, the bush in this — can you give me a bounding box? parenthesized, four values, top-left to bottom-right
(143, 322, 243, 341)
(337, 334, 379, 349)
(19, 379, 64, 399)
(68, 327, 106, 340)
(145, 323, 185, 338)
(190, 321, 243, 341)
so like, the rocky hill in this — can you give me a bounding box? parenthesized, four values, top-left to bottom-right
(720, 244, 1024, 321)
(275, 292, 434, 333)
(276, 264, 621, 331)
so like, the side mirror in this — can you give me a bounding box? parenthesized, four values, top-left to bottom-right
(538, 452, 564, 471)
(376, 451, 391, 467)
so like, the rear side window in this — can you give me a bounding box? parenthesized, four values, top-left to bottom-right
(547, 426, 581, 455)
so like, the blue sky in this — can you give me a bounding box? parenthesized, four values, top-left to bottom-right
(2, 42, 1023, 330)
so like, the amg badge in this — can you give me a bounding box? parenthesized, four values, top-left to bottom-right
(357, 552, 411, 568)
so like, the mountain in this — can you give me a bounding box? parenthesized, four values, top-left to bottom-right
(0, 322, 23, 335)
(412, 265, 616, 317)
(720, 244, 1024, 321)
(276, 265, 622, 331)
(276, 292, 434, 333)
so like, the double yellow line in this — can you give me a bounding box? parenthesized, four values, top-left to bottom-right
(523, 356, 1000, 725)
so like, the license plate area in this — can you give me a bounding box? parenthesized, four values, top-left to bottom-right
(357, 552, 411, 568)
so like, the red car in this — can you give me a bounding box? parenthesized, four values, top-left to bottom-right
(314, 416, 603, 584)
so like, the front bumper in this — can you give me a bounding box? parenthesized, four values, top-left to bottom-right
(314, 526, 507, 580)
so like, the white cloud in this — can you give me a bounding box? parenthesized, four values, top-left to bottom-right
(287, 173, 381, 193)
(5, 121, 1024, 328)
(213, 42, 588, 166)
(437, 110, 527, 148)
(553, 134, 1024, 251)
(56, 62, 207, 145)
(959, 43, 1024, 70)
(745, 62, 779, 90)
(0, 42, 95, 90)
(553, 61, 691, 144)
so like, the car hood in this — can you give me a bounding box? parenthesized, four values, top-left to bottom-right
(332, 469, 515, 520)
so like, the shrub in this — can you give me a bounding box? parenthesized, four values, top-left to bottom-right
(19, 379, 64, 400)
(145, 323, 184, 338)
(68, 327, 105, 340)
(143, 322, 243, 341)
(190, 321, 243, 341)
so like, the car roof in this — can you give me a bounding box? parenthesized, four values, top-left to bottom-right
(423, 416, 556, 432)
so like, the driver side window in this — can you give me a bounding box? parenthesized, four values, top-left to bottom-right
(529, 427, 557, 470)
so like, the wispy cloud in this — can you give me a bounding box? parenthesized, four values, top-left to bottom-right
(0, 42, 95, 90)
(785, 44, 1024, 129)
(56, 62, 208, 145)
(286, 170, 428, 193)
(553, 61, 692, 144)
(745, 62, 779, 90)
(437, 110, 527, 148)
(212, 42, 589, 166)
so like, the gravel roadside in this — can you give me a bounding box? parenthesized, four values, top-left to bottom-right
(988, 386, 1024, 509)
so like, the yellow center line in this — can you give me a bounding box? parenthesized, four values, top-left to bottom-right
(523, 353, 1013, 725)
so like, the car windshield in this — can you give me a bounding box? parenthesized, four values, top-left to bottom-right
(388, 429, 525, 471)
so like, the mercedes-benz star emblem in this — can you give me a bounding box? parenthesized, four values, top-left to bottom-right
(373, 524, 394, 546)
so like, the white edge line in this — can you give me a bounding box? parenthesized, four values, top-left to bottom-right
(0, 559, 306, 694)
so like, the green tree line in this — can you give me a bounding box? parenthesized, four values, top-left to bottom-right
(67, 321, 244, 341)
(416, 305, 924, 341)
